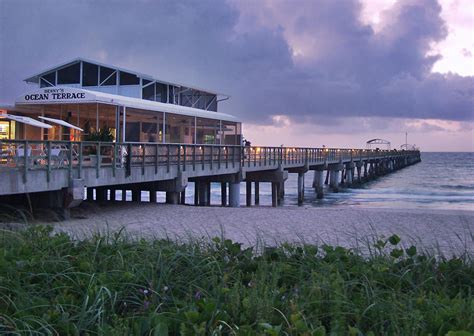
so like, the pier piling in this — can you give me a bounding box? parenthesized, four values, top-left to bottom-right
(254, 182, 260, 205)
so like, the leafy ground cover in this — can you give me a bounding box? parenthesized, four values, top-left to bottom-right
(0, 226, 472, 335)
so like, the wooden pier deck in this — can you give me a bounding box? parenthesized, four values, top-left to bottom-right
(0, 140, 421, 212)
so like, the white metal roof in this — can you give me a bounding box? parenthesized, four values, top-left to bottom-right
(23, 57, 230, 98)
(15, 87, 240, 123)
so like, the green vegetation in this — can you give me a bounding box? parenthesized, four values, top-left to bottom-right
(0, 226, 472, 335)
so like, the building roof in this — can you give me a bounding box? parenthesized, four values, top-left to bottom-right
(15, 87, 240, 123)
(23, 57, 230, 98)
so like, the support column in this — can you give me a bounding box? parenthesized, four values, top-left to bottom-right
(96, 187, 107, 202)
(132, 189, 141, 202)
(180, 189, 186, 205)
(194, 182, 199, 205)
(166, 191, 179, 204)
(363, 162, 368, 179)
(254, 182, 260, 205)
(198, 182, 207, 206)
(149, 190, 157, 203)
(86, 187, 94, 201)
(109, 189, 116, 201)
(206, 182, 211, 206)
(271, 182, 278, 207)
(312, 169, 325, 199)
(122, 190, 127, 202)
(246, 181, 252, 207)
(345, 163, 355, 185)
(229, 182, 240, 207)
(221, 182, 227, 206)
(329, 170, 341, 192)
(277, 182, 283, 206)
(349, 168, 354, 184)
(297, 172, 304, 205)
(356, 162, 362, 183)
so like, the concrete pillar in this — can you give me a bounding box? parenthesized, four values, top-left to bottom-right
(166, 191, 179, 204)
(325, 170, 330, 185)
(180, 190, 186, 205)
(150, 190, 157, 203)
(313, 169, 324, 199)
(363, 163, 368, 179)
(221, 182, 227, 206)
(206, 182, 211, 206)
(329, 170, 341, 192)
(194, 182, 199, 205)
(346, 168, 353, 184)
(132, 189, 140, 202)
(86, 187, 94, 201)
(96, 187, 107, 202)
(254, 182, 260, 205)
(198, 182, 207, 206)
(229, 182, 240, 207)
(122, 190, 127, 202)
(271, 182, 278, 207)
(357, 167, 362, 182)
(109, 189, 116, 201)
(297, 172, 305, 205)
(277, 182, 283, 206)
(246, 181, 252, 206)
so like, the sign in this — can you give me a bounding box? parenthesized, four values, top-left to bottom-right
(16, 87, 96, 104)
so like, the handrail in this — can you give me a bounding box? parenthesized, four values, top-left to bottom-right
(0, 139, 421, 183)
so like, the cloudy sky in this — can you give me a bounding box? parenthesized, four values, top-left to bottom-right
(0, 0, 473, 151)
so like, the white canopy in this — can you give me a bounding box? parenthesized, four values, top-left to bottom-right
(15, 87, 240, 123)
(39, 116, 83, 131)
(0, 113, 52, 129)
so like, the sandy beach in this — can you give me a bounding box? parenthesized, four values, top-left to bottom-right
(46, 202, 474, 256)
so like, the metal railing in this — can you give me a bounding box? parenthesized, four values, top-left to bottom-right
(0, 140, 420, 182)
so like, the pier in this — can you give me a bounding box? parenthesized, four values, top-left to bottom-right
(0, 59, 421, 215)
(0, 139, 420, 215)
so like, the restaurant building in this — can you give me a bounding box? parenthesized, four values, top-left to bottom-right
(1, 58, 242, 145)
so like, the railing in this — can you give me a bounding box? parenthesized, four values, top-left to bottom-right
(0, 140, 420, 182)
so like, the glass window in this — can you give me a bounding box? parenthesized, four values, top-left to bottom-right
(142, 79, 152, 86)
(165, 113, 195, 144)
(168, 86, 174, 104)
(119, 71, 140, 85)
(155, 83, 167, 103)
(100, 66, 116, 85)
(43, 72, 56, 85)
(82, 62, 98, 86)
(142, 84, 155, 101)
(196, 117, 220, 144)
(222, 121, 241, 145)
(40, 78, 53, 88)
(206, 95, 217, 111)
(57, 62, 80, 84)
(122, 109, 163, 143)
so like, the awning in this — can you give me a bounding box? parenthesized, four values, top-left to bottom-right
(0, 113, 52, 129)
(15, 87, 240, 123)
(39, 116, 83, 131)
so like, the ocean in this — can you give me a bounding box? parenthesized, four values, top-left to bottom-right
(207, 152, 474, 211)
(140, 152, 473, 211)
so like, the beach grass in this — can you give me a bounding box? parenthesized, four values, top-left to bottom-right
(0, 225, 472, 335)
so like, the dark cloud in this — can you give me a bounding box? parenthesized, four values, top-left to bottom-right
(0, 0, 472, 126)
